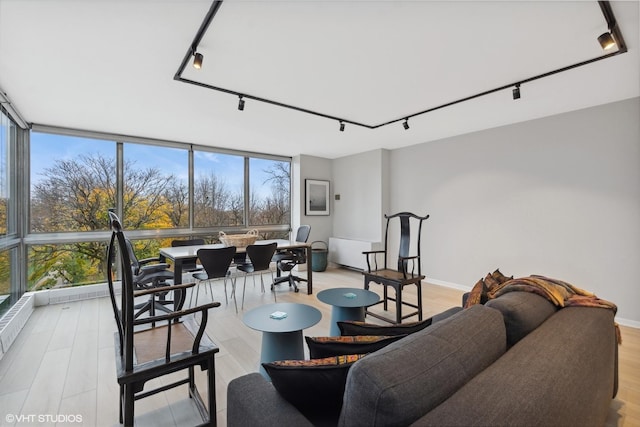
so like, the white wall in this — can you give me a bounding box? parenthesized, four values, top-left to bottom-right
(385, 97, 640, 325)
(332, 149, 389, 242)
(293, 154, 333, 245)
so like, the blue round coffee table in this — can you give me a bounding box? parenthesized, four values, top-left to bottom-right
(243, 302, 322, 379)
(317, 287, 380, 336)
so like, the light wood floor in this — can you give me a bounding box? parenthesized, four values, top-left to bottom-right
(0, 267, 637, 426)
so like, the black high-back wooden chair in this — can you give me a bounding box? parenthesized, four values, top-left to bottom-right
(106, 212, 220, 426)
(362, 212, 430, 324)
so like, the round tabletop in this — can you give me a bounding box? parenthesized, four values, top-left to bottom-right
(317, 287, 380, 308)
(243, 302, 322, 333)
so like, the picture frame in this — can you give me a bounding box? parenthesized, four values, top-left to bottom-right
(305, 179, 330, 216)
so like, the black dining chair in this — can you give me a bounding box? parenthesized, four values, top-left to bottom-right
(171, 238, 205, 276)
(192, 246, 238, 312)
(237, 242, 278, 309)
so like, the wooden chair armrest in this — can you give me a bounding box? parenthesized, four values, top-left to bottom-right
(363, 250, 386, 272)
(133, 282, 195, 298)
(133, 301, 221, 326)
(363, 250, 384, 255)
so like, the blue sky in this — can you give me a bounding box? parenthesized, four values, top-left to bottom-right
(30, 132, 281, 196)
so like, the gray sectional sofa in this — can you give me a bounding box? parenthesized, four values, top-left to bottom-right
(227, 291, 618, 427)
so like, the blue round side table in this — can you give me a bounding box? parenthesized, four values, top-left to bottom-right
(317, 287, 380, 336)
(243, 302, 321, 379)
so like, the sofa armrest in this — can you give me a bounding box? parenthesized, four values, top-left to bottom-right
(227, 373, 314, 427)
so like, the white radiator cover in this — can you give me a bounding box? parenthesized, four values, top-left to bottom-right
(0, 293, 34, 360)
(328, 237, 380, 270)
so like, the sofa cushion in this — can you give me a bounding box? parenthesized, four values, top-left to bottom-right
(485, 291, 558, 347)
(412, 307, 617, 427)
(338, 305, 506, 427)
(305, 335, 406, 359)
(338, 306, 462, 336)
(262, 354, 366, 425)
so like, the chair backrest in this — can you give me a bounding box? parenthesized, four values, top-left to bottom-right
(172, 239, 205, 270)
(383, 212, 430, 273)
(171, 238, 205, 247)
(124, 238, 142, 275)
(295, 225, 311, 243)
(246, 242, 278, 271)
(106, 211, 138, 371)
(197, 247, 236, 280)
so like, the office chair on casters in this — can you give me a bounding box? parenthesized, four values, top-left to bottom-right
(106, 212, 219, 427)
(362, 212, 429, 324)
(272, 225, 311, 293)
(123, 239, 176, 320)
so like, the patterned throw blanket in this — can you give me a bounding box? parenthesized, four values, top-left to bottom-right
(486, 274, 621, 344)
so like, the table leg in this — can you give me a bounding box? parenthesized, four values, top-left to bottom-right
(329, 306, 366, 336)
(306, 245, 313, 294)
(259, 330, 304, 380)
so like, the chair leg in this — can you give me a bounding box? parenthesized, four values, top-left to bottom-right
(223, 278, 229, 304)
(242, 275, 248, 309)
(417, 282, 423, 321)
(123, 383, 135, 427)
(188, 365, 195, 391)
(189, 281, 197, 308)
(194, 281, 202, 307)
(383, 285, 389, 310)
(207, 280, 214, 302)
(119, 384, 124, 424)
(395, 286, 403, 324)
(207, 357, 217, 426)
(230, 277, 238, 313)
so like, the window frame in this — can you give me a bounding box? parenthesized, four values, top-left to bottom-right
(23, 124, 291, 291)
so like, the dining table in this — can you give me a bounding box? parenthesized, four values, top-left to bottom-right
(159, 239, 313, 294)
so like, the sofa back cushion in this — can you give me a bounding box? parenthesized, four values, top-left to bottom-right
(485, 291, 558, 347)
(338, 305, 506, 427)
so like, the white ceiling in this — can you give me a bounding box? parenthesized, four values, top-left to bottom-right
(0, 0, 638, 159)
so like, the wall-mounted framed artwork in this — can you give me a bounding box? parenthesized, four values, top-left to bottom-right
(305, 179, 330, 216)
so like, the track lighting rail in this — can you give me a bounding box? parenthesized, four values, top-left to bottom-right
(174, 0, 627, 131)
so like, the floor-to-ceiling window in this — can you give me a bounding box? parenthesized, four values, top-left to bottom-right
(0, 108, 19, 316)
(25, 127, 291, 292)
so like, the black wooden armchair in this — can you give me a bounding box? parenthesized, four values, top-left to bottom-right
(106, 212, 220, 426)
(362, 212, 430, 324)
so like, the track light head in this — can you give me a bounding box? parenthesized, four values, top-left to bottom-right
(598, 32, 616, 50)
(339, 121, 345, 132)
(512, 84, 521, 100)
(403, 119, 409, 130)
(193, 52, 203, 69)
(238, 95, 245, 111)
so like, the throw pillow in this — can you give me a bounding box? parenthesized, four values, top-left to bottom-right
(463, 278, 486, 308)
(305, 335, 406, 358)
(491, 268, 513, 284)
(338, 318, 433, 336)
(263, 354, 366, 425)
